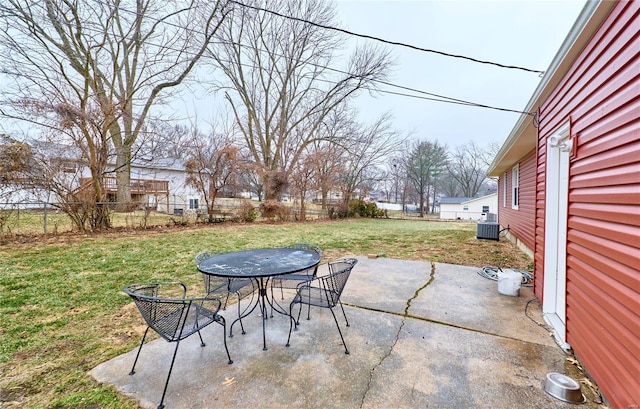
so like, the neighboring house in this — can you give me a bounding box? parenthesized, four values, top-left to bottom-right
(487, 1, 639, 407)
(312, 190, 343, 205)
(128, 158, 201, 215)
(1, 141, 206, 215)
(439, 194, 497, 221)
(76, 157, 203, 215)
(0, 138, 80, 207)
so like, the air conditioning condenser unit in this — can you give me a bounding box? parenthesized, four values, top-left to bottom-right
(476, 221, 500, 240)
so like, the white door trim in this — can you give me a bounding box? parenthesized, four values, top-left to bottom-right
(543, 123, 571, 350)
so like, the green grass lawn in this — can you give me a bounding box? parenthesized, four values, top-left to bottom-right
(0, 219, 530, 408)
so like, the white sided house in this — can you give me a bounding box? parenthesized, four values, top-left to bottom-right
(439, 194, 498, 221)
(128, 158, 202, 216)
(0, 137, 205, 214)
(77, 158, 203, 215)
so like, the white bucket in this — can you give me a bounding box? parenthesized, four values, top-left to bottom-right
(497, 269, 521, 296)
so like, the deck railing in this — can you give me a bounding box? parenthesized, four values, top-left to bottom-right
(79, 177, 169, 194)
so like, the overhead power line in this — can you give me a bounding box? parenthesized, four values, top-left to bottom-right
(373, 88, 533, 115)
(5, 1, 533, 116)
(228, 0, 546, 75)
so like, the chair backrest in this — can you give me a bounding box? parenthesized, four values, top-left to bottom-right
(287, 243, 322, 277)
(286, 243, 322, 257)
(123, 283, 221, 342)
(195, 251, 213, 266)
(328, 258, 357, 274)
(195, 252, 228, 294)
(321, 258, 357, 307)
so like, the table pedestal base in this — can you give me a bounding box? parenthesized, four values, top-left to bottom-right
(229, 277, 294, 350)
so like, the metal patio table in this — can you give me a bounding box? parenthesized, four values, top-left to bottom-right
(196, 247, 321, 350)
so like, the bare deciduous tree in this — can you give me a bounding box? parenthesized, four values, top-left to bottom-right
(0, 0, 230, 217)
(239, 160, 265, 201)
(288, 153, 316, 221)
(35, 144, 104, 232)
(338, 113, 404, 212)
(136, 121, 191, 161)
(446, 141, 495, 198)
(0, 135, 32, 195)
(208, 0, 393, 200)
(184, 127, 243, 222)
(309, 140, 345, 210)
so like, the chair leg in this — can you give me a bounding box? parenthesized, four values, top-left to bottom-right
(305, 289, 312, 320)
(157, 339, 181, 409)
(286, 302, 296, 347)
(218, 316, 233, 364)
(236, 295, 246, 335)
(197, 330, 206, 347)
(294, 300, 304, 326)
(129, 326, 150, 376)
(292, 281, 313, 321)
(329, 307, 350, 355)
(223, 292, 231, 310)
(338, 300, 349, 327)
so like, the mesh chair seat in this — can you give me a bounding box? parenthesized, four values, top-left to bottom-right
(270, 269, 316, 287)
(292, 285, 340, 309)
(196, 252, 257, 335)
(271, 243, 321, 288)
(151, 301, 220, 341)
(124, 282, 232, 409)
(286, 258, 357, 354)
(203, 275, 255, 303)
(271, 243, 322, 319)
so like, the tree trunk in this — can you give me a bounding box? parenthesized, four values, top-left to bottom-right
(299, 193, 307, 221)
(321, 190, 329, 210)
(90, 172, 111, 230)
(115, 149, 132, 210)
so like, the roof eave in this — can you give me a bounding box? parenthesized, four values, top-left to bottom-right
(487, 0, 615, 177)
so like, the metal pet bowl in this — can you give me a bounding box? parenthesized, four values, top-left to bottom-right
(542, 372, 586, 404)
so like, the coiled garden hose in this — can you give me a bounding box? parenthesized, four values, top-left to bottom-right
(477, 265, 533, 286)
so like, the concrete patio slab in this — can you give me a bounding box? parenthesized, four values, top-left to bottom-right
(90, 257, 600, 409)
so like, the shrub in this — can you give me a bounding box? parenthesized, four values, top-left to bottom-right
(348, 199, 384, 218)
(327, 200, 382, 219)
(238, 201, 258, 222)
(259, 200, 290, 221)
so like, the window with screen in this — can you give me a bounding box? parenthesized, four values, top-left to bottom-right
(512, 164, 519, 209)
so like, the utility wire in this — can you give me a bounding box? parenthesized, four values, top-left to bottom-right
(228, 0, 546, 75)
(372, 88, 532, 115)
(89, 1, 538, 113)
(4, 1, 534, 116)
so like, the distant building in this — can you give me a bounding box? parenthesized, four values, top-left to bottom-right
(439, 194, 498, 220)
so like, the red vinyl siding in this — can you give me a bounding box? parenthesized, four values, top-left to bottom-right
(497, 150, 536, 252)
(535, 2, 640, 407)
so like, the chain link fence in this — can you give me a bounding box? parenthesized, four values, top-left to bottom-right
(0, 200, 328, 240)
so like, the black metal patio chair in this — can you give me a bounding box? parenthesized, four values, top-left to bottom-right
(123, 282, 232, 409)
(195, 252, 256, 335)
(270, 243, 322, 319)
(286, 258, 358, 354)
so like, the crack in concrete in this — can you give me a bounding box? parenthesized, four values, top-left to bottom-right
(358, 262, 437, 408)
(345, 305, 555, 348)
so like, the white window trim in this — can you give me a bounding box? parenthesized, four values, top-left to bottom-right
(503, 173, 508, 207)
(511, 164, 519, 210)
